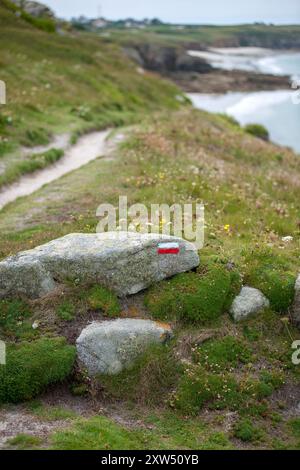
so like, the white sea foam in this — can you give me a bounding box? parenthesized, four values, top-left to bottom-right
(188, 48, 300, 77)
(227, 90, 293, 117)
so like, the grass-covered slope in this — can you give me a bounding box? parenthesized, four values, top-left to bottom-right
(1, 108, 300, 449)
(0, 3, 183, 183)
(1, 9, 300, 448)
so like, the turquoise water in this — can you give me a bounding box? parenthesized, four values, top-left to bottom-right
(257, 52, 300, 78)
(188, 52, 300, 153)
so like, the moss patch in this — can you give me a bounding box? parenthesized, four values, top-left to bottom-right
(145, 262, 241, 324)
(87, 285, 121, 318)
(233, 418, 265, 442)
(194, 336, 253, 372)
(0, 337, 76, 403)
(245, 250, 296, 313)
(0, 299, 34, 340)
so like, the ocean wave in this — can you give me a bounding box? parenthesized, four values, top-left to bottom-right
(227, 90, 293, 117)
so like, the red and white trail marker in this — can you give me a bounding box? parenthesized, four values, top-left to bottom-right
(157, 242, 180, 255)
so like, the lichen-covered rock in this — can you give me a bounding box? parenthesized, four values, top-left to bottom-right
(0, 257, 56, 299)
(292, 274, 300, 328)
(230, 286, 269, 321)
(0, 232, 199, 299)
(76, 318, 172, 375)
(11, 1, 55, 18)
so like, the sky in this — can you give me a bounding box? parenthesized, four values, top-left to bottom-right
(42, 0, 300, 24)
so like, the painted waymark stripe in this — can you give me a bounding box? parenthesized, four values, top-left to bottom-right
(157, 242, 180, 255)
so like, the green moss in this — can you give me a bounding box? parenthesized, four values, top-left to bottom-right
(288, 418, 300, 438)
(0, 299, 34, 339)
(245, 250, 295, 313)
(0, 337, 76, 403)
(194, 336, 252, 372)
(56, 300, 76, 322)
(145, 262, 241, 324)
(233, 418, 264, 442)
(87, 285, 121, 317)
(50, 415, 145, 450)
(7, 433, 42, 449)
(244, 123, 269, 141)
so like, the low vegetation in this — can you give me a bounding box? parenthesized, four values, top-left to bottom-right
(145, 261, 241, 324)
(87, 285, 121, 317)
(0, 338, 76, 403)
(0, 148, 64, 187)
(0, 4, 300, 450)
(245, 249, 296, 313)
(0, 3, 182, 182)
(244, 123, 270, 141)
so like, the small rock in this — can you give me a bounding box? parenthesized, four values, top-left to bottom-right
(32, 321, 39, 330)
(282, 236, 293, 243)
(11, 1, 55, 18)
(292, 274, 300, 328)
(76, 318, 172, 376)
(230, 286, 270, 321)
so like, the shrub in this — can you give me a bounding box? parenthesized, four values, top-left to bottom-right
(233, 418, 264, 442)
(145, 262, 241, 324)
(87, 285, 121, 317)
(21, 127, 51, 147)
(194, 336, 252, 372)
(244, 123, 269, 141)
(35, 148, 64, 165)
(245, 250, 295, 313)
(0, 337, 76, 403)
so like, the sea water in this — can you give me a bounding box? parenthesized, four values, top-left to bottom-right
(188, 50, 300, 153)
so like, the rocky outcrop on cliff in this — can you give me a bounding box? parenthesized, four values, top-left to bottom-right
(11, 1, 55, 18)
(124, 44, 212, 74)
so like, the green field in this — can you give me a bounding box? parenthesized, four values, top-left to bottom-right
(100, 23, 300, 49)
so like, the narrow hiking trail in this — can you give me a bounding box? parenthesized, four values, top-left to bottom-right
(0, 129, 112, 210)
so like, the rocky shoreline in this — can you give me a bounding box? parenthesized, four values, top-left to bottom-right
(125, 44, 292, 93)
(167, 69, 291, 93)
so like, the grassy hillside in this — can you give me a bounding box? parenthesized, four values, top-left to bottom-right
(0, 3, 183, 185)
(1, 4, 300, 451)
(1, 109, 300, 449)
